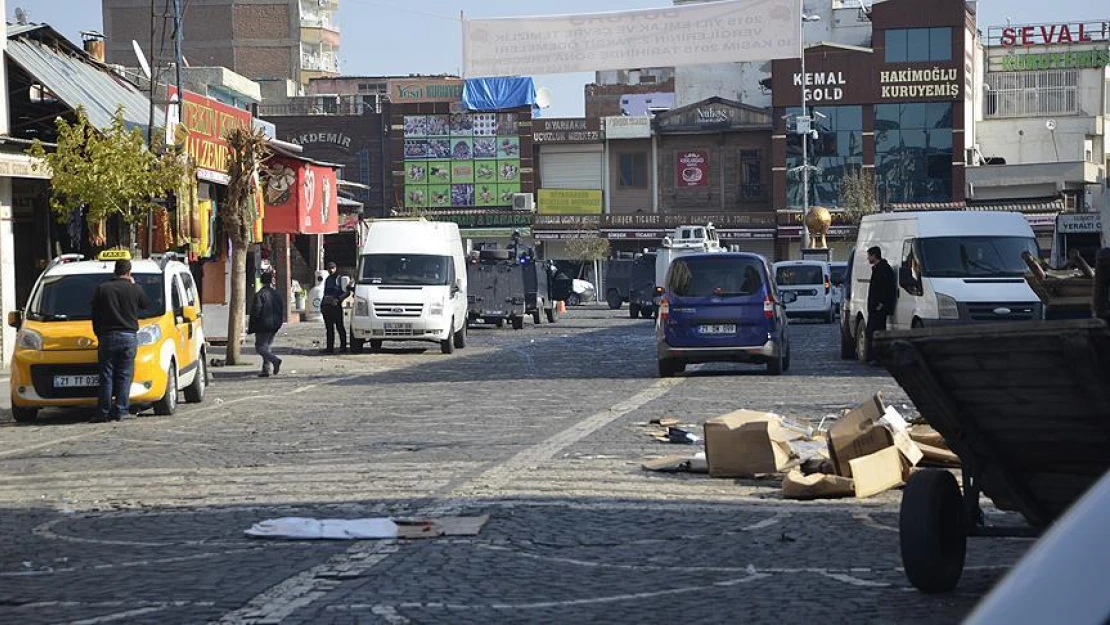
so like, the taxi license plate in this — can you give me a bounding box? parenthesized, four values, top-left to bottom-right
(54, 375, 99, 388)
(698, 324, 736, 335)
(384, 322, 412, 330)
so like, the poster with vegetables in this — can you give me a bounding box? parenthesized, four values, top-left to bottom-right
(450, 138, 473, 160)
(472, 113, 498, 136)
(450, 113, 473, 136)
(404, 139, 428, 159)
(451, 161, 474, 184)
(497, 184, 520, 204)
(403, 116, 428, 137)
(427, 161, 452, 184)
(497, 159, 521, 184)
(451, 184, 475, 207)
(497, 113, 519, 135)
(475, 161, 497, 184)
(475, 184, 498, 206)
(497, 136, 520, 158)
(426, 115, 450, 136)
(472, 137, 497, 159)
(427, 185, 451, 208)
(405, 185, 428, 208)
(404, 162, 428, 185)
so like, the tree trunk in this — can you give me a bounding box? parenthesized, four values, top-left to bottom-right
(225, 244, 248, 365)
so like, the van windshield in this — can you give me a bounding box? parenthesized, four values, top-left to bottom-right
(918, 236, 1038, 277)
(776, 265, 824, 285)
(668, 257, 764, 297)
(29, 273, 165, 321)
(830, 265, 847, 286)
(359, 254, 452, 286)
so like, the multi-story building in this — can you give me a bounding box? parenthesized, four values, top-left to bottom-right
(102, 0, 340, 89)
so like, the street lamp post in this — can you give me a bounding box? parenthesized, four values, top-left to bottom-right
(798, 10, 821, 251)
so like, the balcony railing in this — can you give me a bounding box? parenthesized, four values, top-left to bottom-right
(301, 13, 339, 32)
(301, 52, 340, 73)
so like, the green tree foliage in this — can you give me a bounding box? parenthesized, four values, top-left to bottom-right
(28, 107, 187, 228)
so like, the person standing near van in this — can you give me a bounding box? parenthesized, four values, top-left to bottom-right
(90, 259, 150, 422)
(248, 271, 284, 377)
(866, 246, 897, 364)
(321, 261, 348, 354)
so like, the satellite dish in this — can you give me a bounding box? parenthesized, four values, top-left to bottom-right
(1045, 119, 1057, 131)
(14, 7, 27, 25)
(132, 40, 152, 80)
(535, 87, 552, 109)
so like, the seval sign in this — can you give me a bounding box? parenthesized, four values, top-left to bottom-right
(997, 21, 1110, 47)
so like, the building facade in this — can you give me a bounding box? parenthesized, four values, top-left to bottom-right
(103, 0, 340, 89)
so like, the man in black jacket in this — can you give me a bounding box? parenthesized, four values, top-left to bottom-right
(866, 246, 897, 364)
(321, 261, 348, 354)
(249, 271, 285, 377)
(91, 259, 151, 422)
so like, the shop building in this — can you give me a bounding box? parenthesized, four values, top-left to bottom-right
(532, 117, 605, 260)
(770, 0, 980, 259)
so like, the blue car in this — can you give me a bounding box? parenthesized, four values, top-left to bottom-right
(656, 253, 795, 377)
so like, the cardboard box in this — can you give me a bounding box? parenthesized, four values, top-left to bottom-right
(703, 410, 801, 478)
(827, 393, 894, 478)
(849, 447, 905, 498)
(781, 469, 854, 500)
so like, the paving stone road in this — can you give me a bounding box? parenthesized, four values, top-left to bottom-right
(0, 307, 1033, 624)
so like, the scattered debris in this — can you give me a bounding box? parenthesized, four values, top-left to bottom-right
(782, 469, 854, 500)
(649, 417, 681, 427)
(641, 452, 708, 473)
(245, 515, 489, 540)
(703, 410, 803, 478)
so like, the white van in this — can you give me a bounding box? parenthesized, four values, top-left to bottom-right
(349, 219, 468, 354)
(774, 260, 834, 323)
(654, 224, 724, 304)
(846, 211, 1042, 360)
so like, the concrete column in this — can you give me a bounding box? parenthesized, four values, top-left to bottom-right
(271, 233, 294, 323)
(0, 178, 14, 366)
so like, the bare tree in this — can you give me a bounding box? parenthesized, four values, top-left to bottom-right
(839, 166, 879, 225)
(222, 127, 270, 365)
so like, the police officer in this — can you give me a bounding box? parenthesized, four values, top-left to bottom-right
(321, 261, 348, 354)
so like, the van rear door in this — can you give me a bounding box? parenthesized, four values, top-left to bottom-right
(663, 256, 770, 348)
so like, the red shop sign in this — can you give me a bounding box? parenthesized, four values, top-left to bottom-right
(676, 150, 709, 188)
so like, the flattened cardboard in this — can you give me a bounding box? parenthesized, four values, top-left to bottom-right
(395, 515, 489, 539)
(641, 454, 709, 473)
(908, 425, 947, 448)
(828, 393, 894, 478)
(703, 410, 800, 478)
(781, 470, 854, 500)
(917, 442, 961, 467)
(849, 447, 905, 498)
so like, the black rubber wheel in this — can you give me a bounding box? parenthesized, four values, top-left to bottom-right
(566, 293, 581, 307)
(532, 309, 542, 324)
(840, 326, 857, 360)
(545, 308, 557, 323)
(511, 315, 524, 330)
(453, 322, 467, 348)
(824, 308, 835, 324)
(629, 303, 640, 319)
(606, 290, 622, 310)
(183, 354, 207, 403)
(900, 470, 967, 594)
(153, 362, 178, 416)
(640, 308, 653, 319)
(658, 358, 680, 378)
(495, 319, 504, 328)
(766, 351, 783, 376)
(351, 338, 365, 354)
(10, 405, 38, 423)
(369, 340, 383, 353)
(782, 340, 791, 372)
(855, 319, 869, 363)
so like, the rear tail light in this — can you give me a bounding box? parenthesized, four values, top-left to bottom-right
(764, 295, 775, 319)
(659, 297, 670, 322)
(654, 286, 665, 296)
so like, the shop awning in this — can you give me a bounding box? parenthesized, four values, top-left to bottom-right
(6, 24, 161, 134)
(261, 146, 342, 235)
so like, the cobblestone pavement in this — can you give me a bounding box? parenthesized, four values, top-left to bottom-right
(0, 307, 1033, 624)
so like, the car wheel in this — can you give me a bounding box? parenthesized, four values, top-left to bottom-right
(183, 353, 207, 403)
(824, 307, 835, 324)
(840, 326, 857, 360)
(855, 319, 869, 363)
(566, 293, 581, 307)
(900, 470, 967, 593)
(766, 351, 783, 376)
(640, 308, 653, 319)
(453, 322, 467, 348)
(532, 308, 542, 325)
(351, 338, 365, 354)
(606, 290, 622, 310)
(546, 307, 558, 323)
(629, 303, 640, 319)
(658, 358, 680, 378)
(369, 340, 383, 353)
(154, 361, 178, 416)
(495, 319, 505, 328)
(512, 315, 524, 330)
(912, 318, 925, 329)
(782, 341, 791, 372)
(10, 405, 39, 423)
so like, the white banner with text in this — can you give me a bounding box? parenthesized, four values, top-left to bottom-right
(463, 0, 801, 77)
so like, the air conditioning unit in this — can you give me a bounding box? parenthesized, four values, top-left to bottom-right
(512, 193, 535, 211)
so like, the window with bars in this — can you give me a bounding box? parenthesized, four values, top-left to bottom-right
(985, 70, 1080, 118)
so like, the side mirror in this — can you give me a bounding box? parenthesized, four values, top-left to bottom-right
(899, 265, 922, 296)
(181, 305, 200, 322)
(781, 291, 798, 304)
(7, 311, 22, 328)
(451, 280, 462, 295)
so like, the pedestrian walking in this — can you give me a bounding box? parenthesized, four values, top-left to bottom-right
(1094, 247, 1110, 323)
(865, 246, 897, 364)
(321, 261, 348, 354)
(248, 271, 285, 377)
(90, 259, 150, 422)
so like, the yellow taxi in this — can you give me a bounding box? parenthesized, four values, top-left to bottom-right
(7, 250, 208, 422)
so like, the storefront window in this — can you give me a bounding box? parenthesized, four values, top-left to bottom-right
(874, 102, 953, 204)
(619, 152, 648, 188)
(884, 27, 951, 63)
(785, 105, 864, 208)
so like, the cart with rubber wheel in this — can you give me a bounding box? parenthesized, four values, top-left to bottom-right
(875, 319, 1110, 593)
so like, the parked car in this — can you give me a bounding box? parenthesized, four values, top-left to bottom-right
(774, 260, 835, 323)
(628, 252, 658, 319)
(656, 253, 795, 377)
(567, 279, 595, 306)
(839, 249, 858, 359)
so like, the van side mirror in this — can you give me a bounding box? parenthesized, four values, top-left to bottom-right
(451, 280, 462, 295)
(7, 311, 21, 328)
(899, 265, 923, 296)
(181, 305, 200, 322)
(781, 291, 798, 304)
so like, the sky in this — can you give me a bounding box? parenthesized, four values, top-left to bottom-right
(7, 0, 1106, 117)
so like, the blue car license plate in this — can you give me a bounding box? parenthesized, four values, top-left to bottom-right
(698, 324, 736, 335)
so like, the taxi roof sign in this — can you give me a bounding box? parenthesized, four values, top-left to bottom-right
(96, 249, 132, 262)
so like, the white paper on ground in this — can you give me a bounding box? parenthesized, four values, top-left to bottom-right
(245, 517, 400, 540)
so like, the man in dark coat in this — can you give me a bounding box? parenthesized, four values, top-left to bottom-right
(248, 271, 284, 377)
(91, 259, 151, 422)
(321, 261, 348, 354)
(1094, 247, 1110, 323)
(866, 246, 897, 364)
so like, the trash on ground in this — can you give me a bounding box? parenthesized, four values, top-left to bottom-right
(665, 427, 700, 444)
(781, 469, 854, 500)
(245, 515, 489, 540)
(827, 393, 894, 478)
(849, 446, 907, 499)
(649, 417, 681, 427)
(703, 409, 803, 477)
(641, 452, 708, 473)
